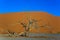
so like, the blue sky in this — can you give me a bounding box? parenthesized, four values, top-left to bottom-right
(0, 0, 60, 16)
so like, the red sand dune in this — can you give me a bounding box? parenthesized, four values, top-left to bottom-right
(0, 12, 60, 34)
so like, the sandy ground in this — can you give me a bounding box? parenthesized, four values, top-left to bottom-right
(0, 33, 60, 40)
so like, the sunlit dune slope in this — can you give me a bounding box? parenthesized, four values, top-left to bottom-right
(0, 12, 60, 34)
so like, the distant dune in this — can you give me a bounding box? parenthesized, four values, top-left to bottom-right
(0, 12, 60, 34)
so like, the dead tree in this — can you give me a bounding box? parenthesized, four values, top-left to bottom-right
(20, 22, 27, 37)
(20, 19, 34, 37)
(6, 30, 15, 37)
(20, 19, 40, 37)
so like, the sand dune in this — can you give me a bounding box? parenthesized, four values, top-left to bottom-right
(0, 12, 60, 34)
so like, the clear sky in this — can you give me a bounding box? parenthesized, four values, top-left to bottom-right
(0, 0, 60, 16)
